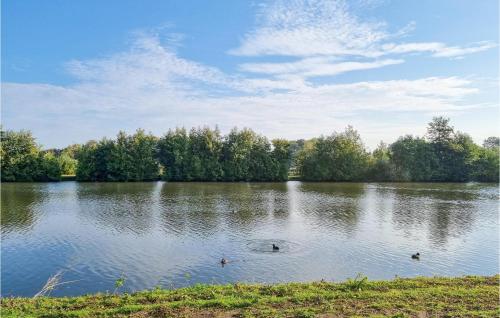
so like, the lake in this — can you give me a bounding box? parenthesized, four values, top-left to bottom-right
(1, 181, 498, 297)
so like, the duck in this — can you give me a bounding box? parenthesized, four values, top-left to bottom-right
(272, 244, 280, 251)
(221, 258, 227, 265)
(411, 252, 420, 260)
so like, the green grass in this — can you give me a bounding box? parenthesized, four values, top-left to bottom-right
(1, 275, 498, 318)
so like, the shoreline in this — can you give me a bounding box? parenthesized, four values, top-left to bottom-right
(2, 275, 498, 317)
(4, 179, 499, 184)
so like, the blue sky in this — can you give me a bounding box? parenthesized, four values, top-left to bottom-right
(2, 0, 498, 149)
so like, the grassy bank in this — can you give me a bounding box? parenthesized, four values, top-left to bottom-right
(1, 275, 498, 318)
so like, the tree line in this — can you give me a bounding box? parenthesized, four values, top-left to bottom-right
(68, 127, 289, 182)
(295, 117, 499, 182)
(1, 117, 498, 182)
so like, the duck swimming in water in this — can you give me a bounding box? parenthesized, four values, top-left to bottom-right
(272, 244, 279, 251)
(411, 252, 420, 260)
(221, 258, 227, 265)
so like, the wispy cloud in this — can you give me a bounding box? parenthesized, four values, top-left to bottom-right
(230, 0, 495, 60)
(381, 41, 497, 58)
(229, 0, 389, 57)
(239, 58, 404, 77)
(1, 0, 496, 148)
(1, 32, 487, 148)
(431, 41, 497, 58)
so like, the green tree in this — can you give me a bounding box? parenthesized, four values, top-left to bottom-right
(298, 127, 368, 181)
(108, 131, 133, 181)
(157, 128, 190, 181)
(272, 139, 291, 181)
(367, 142, 395, 181)
(75, 139, 114, 181)
(483, 137, 499, 149)
(128, 130, 159, 181)
(75, 141, 98, 181)
(221, 128, 255, 181)
(425, 117, 476, 181)
(188, 127, 223, 181)
(390, 135, 436, 181)
(1, 129, 62, 181)
(1, 129, 40, 181)
(76, 130, 159, 181)
(58, 152, 78, 175)
(39, 152, 62, 181)
(247, 134, 275, 181)
(426, 116, 454, 144)
(471, 147, 499, 182)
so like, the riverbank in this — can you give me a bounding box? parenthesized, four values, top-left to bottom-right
(1, 275, 498, 318)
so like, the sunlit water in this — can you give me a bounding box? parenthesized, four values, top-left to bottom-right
(1, 181, 498, 296)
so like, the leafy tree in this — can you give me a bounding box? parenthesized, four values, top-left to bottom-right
(367, 142, 395, 181)
(426, 116, 454, 144)
(58, 152, 78, 175)
(39, 152, 62, 181)
(483, 137, 500, 149)
(188, 127, 223, 181)
(221, 128, 255, 181)
(157, 128, 190, 181)
(471, 147, 499, 182)
(76, 130, 159, 181)
(128, 130, 160, 181)
(425, 117, 482, 181)
(444, 132, 478, 182)
(298, 126, 368, 181)
(272, 139, 291, 181)
(248, 134, 275, 181)
(75, 141, 98, 181)
(107, 131, 133, 181)
(0, 129, 61, 181)
(1, 129, 40, 181)
(390, 135, 436, 181)
(4, 121, 498, 183)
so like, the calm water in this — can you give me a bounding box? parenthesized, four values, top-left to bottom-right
(1, 181, 498, 296)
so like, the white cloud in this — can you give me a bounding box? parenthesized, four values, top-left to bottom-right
(65, 34, 237, 95)
(431, 42, 497, 58)
(230, 0, 495, 60)
(381, 41, 496, 58)
(1, 32, 487, 148)
(229, 0, 388, 57)
(2, 1, 497, 148)
(239, 58, 404, 77)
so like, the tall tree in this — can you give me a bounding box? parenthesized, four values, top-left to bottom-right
(1, 129, 62, 181)
(221, 128, 254, 181)
(367, 142, 395, 181)
(298, 126, 368, 181)
(157, 128, 190, 181)
(272, 139, 291, 181)
(483, 137, 500, 149)
(188, 127, 223, 181)
(128, 130, 159, 181)
(390, 136, 436, 181)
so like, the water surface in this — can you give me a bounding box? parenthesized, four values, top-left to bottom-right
(1, 181, 498, 296)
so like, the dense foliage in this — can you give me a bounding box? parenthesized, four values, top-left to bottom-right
(1, 118, 498, 182)
(295, 117, 499, 182)
(297, 126, 369, 181)
(75, 130, 160, 181)
(0, 130, 62, 181)
(157, 127, 290, 181)
(72, 127, 291, 182)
